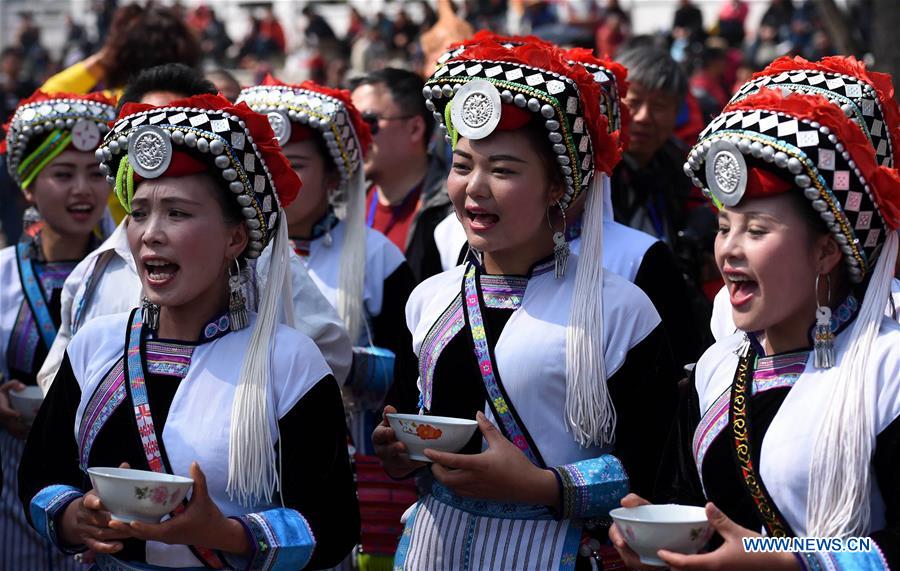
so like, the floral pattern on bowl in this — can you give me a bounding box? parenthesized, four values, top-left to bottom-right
(398, 419, 443, 440)
(134, 485, 181, 506)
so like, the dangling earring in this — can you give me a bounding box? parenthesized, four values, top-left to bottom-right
(813, 273, 834, 369)
(549, 201, 570, 279)
(141, 296, 160, 331)
(228, 258, 249, 331)
(22, 206, 41, 232)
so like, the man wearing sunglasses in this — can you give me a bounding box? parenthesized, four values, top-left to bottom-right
(351, 68, 451, 284)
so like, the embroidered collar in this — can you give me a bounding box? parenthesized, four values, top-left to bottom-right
(473, 256, 555, 309)
(147, 311, 233, 345)
(290, 209, 339, 256)
(746, 293, 860, 356)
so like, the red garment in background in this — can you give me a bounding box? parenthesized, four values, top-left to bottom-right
(366, 184, 422, 253)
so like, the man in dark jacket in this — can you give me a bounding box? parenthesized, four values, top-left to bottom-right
(351, 68, 451, 284)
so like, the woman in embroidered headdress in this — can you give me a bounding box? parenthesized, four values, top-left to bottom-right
(238, 78, 418, 566)
(611, 85, 900, 569)
(18, 94, 359, 569)
(0, 90, 116, 570)
(237, 77, 416, 449)
(373, 35, 680, 570)
(709, 55, 900, 341)
(434, 34, 710, 370)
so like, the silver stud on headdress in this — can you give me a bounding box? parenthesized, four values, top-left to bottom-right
(450, 79, 502, 141)
(128, 125, 173, 179)
(705, 140, 748, 207)
(266, 111, 292, 146)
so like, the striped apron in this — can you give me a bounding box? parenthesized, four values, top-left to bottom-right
(393, 483, 582, 571)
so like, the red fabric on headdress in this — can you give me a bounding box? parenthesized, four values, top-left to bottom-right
(745, 167, 792, 199)
(726, 89, 900, 229)
(497, 104, 532, 131)
(564, 47, 631, 151)
(119, 93, 301, 208)
(0, 89, 118, 155)
(288, 125, 315, 143)
(132, 151, 208, 183)
(260, 75, 373, 158)
(754, 56, 900, 167)
(449, 34, 621, 175)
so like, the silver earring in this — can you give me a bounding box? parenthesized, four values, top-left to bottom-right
(549, 201, 569, 279)
(141, 296, 160, 331)
(228, 258, 249, 331)
(813, 273, 834, 369)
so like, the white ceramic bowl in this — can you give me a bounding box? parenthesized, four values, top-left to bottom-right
(9, 386, 43, 424)
(610, 504, 713, 566)
(386, 413, 478, 462)
(87, 467, 193, 523)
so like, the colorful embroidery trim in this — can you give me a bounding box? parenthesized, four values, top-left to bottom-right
(730, 349, 793, 537)
(78, 358, 127, 470)
(418, 295, 465, 411)
(125, 311, 164, 472)
(463, 263, 542, 466)
(145, 341, 194, 377)
(479, 275, 528, 309)
(14, 242, 65, 352)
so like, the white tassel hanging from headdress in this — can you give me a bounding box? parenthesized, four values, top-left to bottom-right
(564, 172, 613, 447)
(226, 213, 292, 506)
(807, 230, 898, 538)
(337, 167, 368, 344)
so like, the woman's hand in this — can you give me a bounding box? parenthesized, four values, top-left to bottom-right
(425, 412, 559, 508)
(610, 494, 665, 570)
(657, 503, 800, 570)
(372, 405, 426, 479)
(0, 380, 30, 439)
(108, 462, 250, 555)
(59, 463, 134, 554)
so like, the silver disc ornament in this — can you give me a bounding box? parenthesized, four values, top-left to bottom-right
(705, 139, 748, 207)
(127, 125, 173, 179)
(450, 79, 502, 141)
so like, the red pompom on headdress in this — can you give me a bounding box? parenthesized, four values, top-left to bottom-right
(450, 34, 621, 175)
(752, 55, 900, 167)
(259, 75, 374, 159)
(119, 93, 300, 208)
(727, 88, 900, 230)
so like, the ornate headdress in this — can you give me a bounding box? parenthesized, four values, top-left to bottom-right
(237, 77, 373, 342)
(686, 89, 898, 282)
(729, 56, 899, 168)
(2, 90, 117, 190)
(97, 93, 299, 258)
(687, 88, 899, 539)
(425, 34, 625, 447)
(99, 94, 302, 506)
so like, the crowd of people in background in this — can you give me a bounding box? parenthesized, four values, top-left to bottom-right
(0, 0, 881, 310)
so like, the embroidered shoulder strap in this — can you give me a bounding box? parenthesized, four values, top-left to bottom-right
(123, 310, 226, 569)
(462, 263, 545, 467)
(72, 249, 115, 335)
(15, 241, 57, 350)
(729, 348, 794, 537)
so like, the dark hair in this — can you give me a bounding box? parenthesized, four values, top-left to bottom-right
(350, 68, 435, 146)
(118, 63, 216, 110)
(616, 45, 688, 105)
(101, 5, 201, 89)
(785, 186, 830, 238)
(519, 118, 566, 197)
(0, 47, 23, 60)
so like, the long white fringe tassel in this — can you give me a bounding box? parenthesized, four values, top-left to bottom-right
(565, 172, 613, 447)
(806, 230, 898, 538)
(226, 213, 292, 506)
(337, 167, 368, 344)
